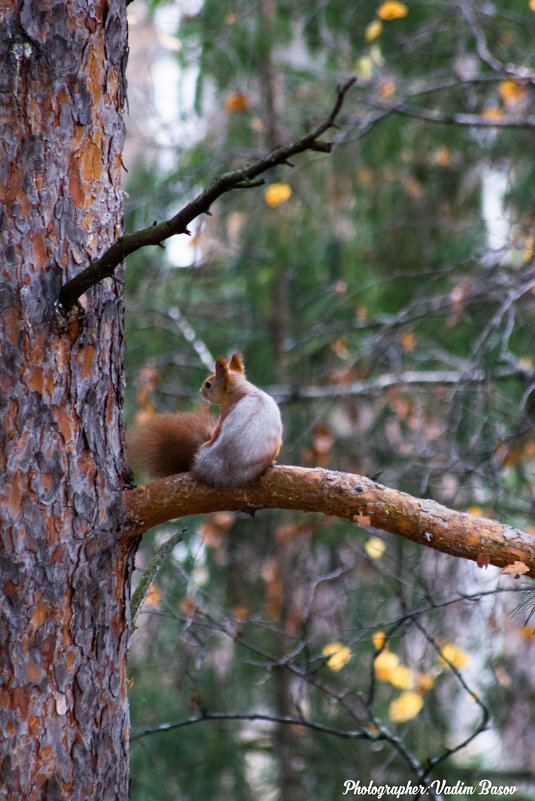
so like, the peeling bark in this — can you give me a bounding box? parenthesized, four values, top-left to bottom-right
(124, 466, 535, 577)
(0, 3, 133, 799)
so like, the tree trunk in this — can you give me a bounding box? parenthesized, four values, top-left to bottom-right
(0, 3, 132, 799)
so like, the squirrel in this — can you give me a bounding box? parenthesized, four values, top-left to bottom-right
(127, 353, 283, 487)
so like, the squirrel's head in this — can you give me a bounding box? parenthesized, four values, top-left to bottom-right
(200, 353, 246, 404)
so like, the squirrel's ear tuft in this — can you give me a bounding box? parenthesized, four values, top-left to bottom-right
(229, 353, 244, 373)
(215, 357, 228, 377)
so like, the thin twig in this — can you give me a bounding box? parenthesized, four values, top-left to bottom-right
(131, 709, 375, 742)
(363, 98, 535, 130)
(411, 619, 491, 783)
(130, 529, 184, 626)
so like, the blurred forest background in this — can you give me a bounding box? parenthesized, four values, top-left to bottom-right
(123, 1, 535, 797)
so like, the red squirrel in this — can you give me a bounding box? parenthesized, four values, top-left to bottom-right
(127, 354, 283, 487)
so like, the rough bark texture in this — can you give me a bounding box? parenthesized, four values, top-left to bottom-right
(0, 3, 132, 799)
(124, 466, 535, 577)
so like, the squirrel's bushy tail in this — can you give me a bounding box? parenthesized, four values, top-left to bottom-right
(127, 413, 215, 479)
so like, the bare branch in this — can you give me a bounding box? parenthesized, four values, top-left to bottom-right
(364, 97, 535, 130)
(57, 79, 356, 312)
(123, 465, 535, 577)
(270, 365, 534, 402)
(415, 619, 490, 782)
(131, 710, 374, 743)
(457, 0, 504, 74)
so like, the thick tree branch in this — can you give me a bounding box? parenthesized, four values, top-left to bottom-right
(123, 465, 535, 577)
(57, 78, 356, 312)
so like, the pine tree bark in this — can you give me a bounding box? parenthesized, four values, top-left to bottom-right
(0, 3, 132, 799)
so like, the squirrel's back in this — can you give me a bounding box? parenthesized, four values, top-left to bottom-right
(193, 389, 282, 487)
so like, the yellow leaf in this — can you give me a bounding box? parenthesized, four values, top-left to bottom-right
(438, 643, 469, 669)
(225, 92, 249, 113)
(331, 338, 349, 358)
(389, 665, 416, 690)
(144, 584, 162, 609)
(374, 650, 399, 681)
(499, 80, 527, 107)
(322, 641, 342, 655)
(372, 631, 386, 650)
(380, 79, 396, 98)
(482, 106, 503, 119)
(365, 18, 383, 41)
(232, 605, 249, 622)
(522, 625, 535, 640)
(357, 55, 374, 80)
(401, 331, 415, 351)
(523, 235, 533, 263)
(466, 505, 482, 516)
(434, 146, 450, 166)
(389, 691, 423, 722)
(417, 672, 435, 693)
(264, 182, 292, 207)
(365, 537, 385, 559)
(377, 1, 409, 21)
(322, 642, 352, 671)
